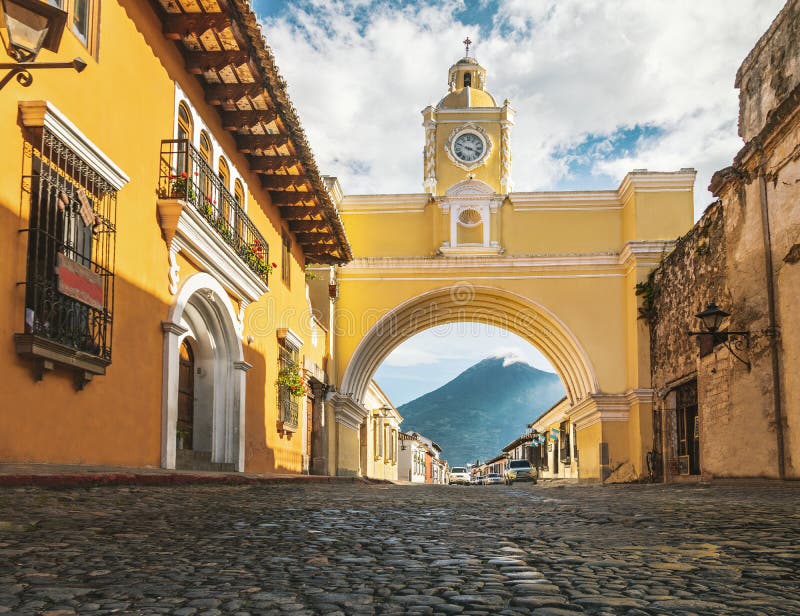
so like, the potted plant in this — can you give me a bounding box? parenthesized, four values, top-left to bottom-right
(176, 428, 190, 450)
(276, 364, 308, 398)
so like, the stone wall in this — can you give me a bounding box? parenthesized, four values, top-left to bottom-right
(649, 200, 727, 390)
(736, 0, 800, 141)
(649, 0, 800, 480)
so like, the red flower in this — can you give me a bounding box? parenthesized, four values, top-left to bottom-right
(271, 262, 278, 269)
(179, 172, 187, 178)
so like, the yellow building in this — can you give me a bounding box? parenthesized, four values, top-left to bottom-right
(329, 51, 695, 482)
(359, 380, 401, 481)
(529, 398, 580, 481)
(0, 1, 349, 474)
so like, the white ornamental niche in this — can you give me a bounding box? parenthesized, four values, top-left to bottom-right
(438, 179, 504, 256)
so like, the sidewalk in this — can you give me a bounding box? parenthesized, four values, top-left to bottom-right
(0, 462, 379, 488)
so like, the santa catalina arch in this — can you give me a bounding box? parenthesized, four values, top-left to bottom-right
(324, 52, 695, 482)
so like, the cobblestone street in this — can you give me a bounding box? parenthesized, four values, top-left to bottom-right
(1, 481, 799, 615)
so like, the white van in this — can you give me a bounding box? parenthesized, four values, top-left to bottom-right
(449, 466, 471, 485)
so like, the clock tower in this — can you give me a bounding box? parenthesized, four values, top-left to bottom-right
(421, 44, 513, 254)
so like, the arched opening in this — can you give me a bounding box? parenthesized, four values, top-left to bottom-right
(341, 285, 597, 406)
(456, 207, 484, 245)
(198, 130, 213, 202)
(161, 273, 249, 472)
(337, 286, 599, 480)
(374, 322, 565, 469)
(176, 102, 193, 175)
(218, 156, 231, 222)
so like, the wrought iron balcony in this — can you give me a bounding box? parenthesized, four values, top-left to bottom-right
(159, 139, 270, 284)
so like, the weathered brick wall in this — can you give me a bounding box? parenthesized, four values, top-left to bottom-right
(736, 0, 800, 141)
(649, 200, 727, 392)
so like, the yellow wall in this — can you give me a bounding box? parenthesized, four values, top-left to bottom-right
(0, 1, 318, 474)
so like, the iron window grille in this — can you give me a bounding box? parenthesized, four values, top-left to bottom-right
(278, 342, 300, 429)
(159, 139, 270, 284)
(19, 127, 117, 373)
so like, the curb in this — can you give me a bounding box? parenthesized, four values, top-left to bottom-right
(0, 472, 377, 489)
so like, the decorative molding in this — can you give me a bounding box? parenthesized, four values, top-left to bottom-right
(333, 394, 369, 430)
(444, 123, 494, 171)
(438, 245, 503, 256)
(617, 170, 696, 204)
(168, 247, 180, 295)
(340, 193, 431, 214)
(156, 198, 268, 305)
(276, 327, 303, 350)
(161, 321, 188, 336)
(619, 240, 675, 270)
(19, 101, 130, 190)
(500, 120, 513, 194)
(341, 252, 620, 272)
(510, 191, 621, 211)
(570, 394, 632, 430)
(233, 360, 253, 372)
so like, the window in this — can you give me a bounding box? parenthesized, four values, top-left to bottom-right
(233, 179, 245, 208)
(198, 131, 213, 209)
(50, 1, 99, 55)
(277, 338, 300, 430)
(18, 114, 119, 386)
(176, 103, 193, 177)
(177, 103, 193, 141)
(281, 231, 291, 286)
(218, 157, 230, 221)
(463, 72, 471, 88)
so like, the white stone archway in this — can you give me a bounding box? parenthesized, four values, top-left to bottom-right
(339, 285, 599, 407)
(161, 273, 251, 471)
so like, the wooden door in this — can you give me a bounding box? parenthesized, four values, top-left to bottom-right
(676, 380, 700, 475)
(306, 397, 313, 461)
(177, 340, 195, 449)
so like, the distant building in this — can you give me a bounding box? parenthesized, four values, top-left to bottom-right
(360, 381, 402, 481)
(529, 398, 579, 481)
(397, 431, 447, 484)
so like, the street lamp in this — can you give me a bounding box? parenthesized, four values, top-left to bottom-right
(688, 301, 750, 369)
(0, 0, 86, 90)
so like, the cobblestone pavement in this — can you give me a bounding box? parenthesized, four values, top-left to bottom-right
(1, 481, 799, 615)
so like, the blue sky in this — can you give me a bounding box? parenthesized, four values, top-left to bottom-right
(254, 0, 783, 406)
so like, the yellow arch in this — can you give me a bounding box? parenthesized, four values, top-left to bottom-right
(340, 285, 599, 406)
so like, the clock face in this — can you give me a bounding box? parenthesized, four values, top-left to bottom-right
(453, 132, 485, 163)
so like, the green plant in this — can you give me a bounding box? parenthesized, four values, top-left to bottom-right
(276, 364, 308, 397)
(635, 276, 657, 322)
(304, 268, 317, 280)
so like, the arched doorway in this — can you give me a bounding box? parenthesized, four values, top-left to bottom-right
(161, 273, 250, 471)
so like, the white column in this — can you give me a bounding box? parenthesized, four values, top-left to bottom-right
(233, 360, 252, 472)
(161, 320, 188, 469)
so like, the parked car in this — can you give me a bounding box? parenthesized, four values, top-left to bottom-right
(470, 474, 483, 485)
(449, 466, 471, 485)
(504, 459, 537, 485)
(484, 472, 503, 485)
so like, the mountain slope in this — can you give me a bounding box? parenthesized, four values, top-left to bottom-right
(397, 355, 565, 466)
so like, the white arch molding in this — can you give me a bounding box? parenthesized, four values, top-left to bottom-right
(339, 285, 599, 406)
(161, 273, 251, 471)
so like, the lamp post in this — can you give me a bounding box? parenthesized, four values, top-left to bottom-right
(688, 302, 750, 369)
(0, 0, 86, 90)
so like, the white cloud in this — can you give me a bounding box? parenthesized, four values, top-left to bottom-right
(259, 0, 782, 217)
